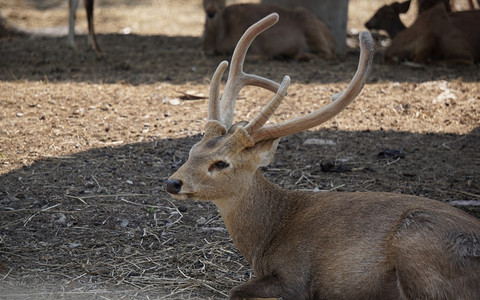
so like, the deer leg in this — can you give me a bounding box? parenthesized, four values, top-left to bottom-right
(84, 0, 102, 56)
(67, 0, 79, 51)
(229, 273, 309, 300)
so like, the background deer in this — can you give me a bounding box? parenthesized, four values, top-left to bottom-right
(202, 0, 335, 60)
(68, 0, 101, 55)
(384, 2, 480, 64)
(167, 13, 480, 299)
(365, 0, 479, 39)
(365, 0, 450, 38)
(364, 0, 412, 38)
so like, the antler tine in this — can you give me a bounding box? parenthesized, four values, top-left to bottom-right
(251, 31, 375, 143)
(244, 75, 290, 135)
(220, 13, 281, 128)
(208, 61, 229, 121)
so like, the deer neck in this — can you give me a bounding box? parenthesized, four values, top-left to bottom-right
(213, 171, 290, 267)
(204, 12, 225, 39)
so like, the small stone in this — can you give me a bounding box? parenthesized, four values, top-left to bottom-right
(196, 217, 207, 225)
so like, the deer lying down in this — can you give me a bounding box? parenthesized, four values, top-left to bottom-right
(167, 14, 480, 300)
(68, 0, 101, 56)
(365, 0, 452, 38)
(202, 0, 335, 60)
(385, 3, 480, 64)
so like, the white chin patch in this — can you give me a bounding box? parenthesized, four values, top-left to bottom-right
(171, 194, 189, 200)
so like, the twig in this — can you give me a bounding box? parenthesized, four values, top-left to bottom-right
(91, 175, 102, 188)
(177, 267, 228, 297)
(64, 194, 88, 205)
(165, 198, 183, 225)
(0, 268, 12, 280)
(384, 157, 401, 166)
(23, 203, 61, 226)
(453, 189, 480, 198)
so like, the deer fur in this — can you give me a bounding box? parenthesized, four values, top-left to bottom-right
(68, 0, 101, 55)
(365, 0, 480, 39)
(365, 1, 411, 38)
(364, 0, 454, 38)
(167, 14, 480, 299)
(384, 3, 480, 64)
(202, 0, 335, 60)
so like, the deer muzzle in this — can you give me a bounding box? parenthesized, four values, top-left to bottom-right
(166, 179, 183, 195)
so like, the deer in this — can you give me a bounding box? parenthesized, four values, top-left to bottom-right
(202, 0, 335, 60)
(364, 0, 452, 38)
(364, 1, 412, 38)
(384, 2, 480, 64)
(68, 0, 101, 56)
(166, 13, 480, 299)
(365, 0, 480, 39)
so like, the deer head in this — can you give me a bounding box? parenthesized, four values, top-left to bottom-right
(167, 13, 374, 203)
(365, 1, 410, 38)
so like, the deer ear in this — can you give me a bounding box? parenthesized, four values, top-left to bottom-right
(204, 120, 227, 138)
(253, 138, 281, 167)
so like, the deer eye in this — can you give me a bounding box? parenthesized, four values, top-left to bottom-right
(208, 161, 230, 172)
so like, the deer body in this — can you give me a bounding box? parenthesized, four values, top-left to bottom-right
(385, 3, 480, 64)
(202, 0, 335, 59)
(68, 0, 101, 55)
(364, 0, 455, 39)
(167, 14, 480, 299)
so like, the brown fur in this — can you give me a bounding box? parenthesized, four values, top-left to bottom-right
(202, 0, 335, 60)
(365, 0, 453, 38)
(365, 1, 411, 38)
(167, 18, 480, 299)
(168, 122, 480, 299)
(384, 3, 480, 64)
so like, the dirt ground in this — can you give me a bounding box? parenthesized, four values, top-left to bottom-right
(0, 0, 479, 299)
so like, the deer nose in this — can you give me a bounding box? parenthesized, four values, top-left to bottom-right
(166, 179, 183, 194)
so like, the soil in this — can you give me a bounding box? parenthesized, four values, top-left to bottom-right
(0, 0, 479, 299)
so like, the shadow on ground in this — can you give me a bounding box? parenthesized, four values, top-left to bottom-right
(2, 33, 480, 85)
(0, 127, 478, 298)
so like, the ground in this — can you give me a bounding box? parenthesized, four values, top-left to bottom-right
(0, 0, 479, 299)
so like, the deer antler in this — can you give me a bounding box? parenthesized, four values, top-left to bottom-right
(218, 13, 282, 128)
(208, 13, 374, 141)
(208, 61, 229, 122)
(248, 31, 374, 142)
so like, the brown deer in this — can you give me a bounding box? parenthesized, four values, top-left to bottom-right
(202, 0, 335, 60)
(365, 0, 412, 38)
(68, 0, 101, 56)
(167, 13, 480, 299)
(365, 0, 452, 38)
(365, 0, 479, 39)
(385, 2, 480, 64)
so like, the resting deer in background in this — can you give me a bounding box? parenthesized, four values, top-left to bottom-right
(167, 13, 480, 299)
(68, 0, 101, 56)
(364, 0, 412, 38)
(202, 0, 335, 60)
(364, 0, 452, 38)
(365, 0, 479, 39)
(385, 2, 480, 64)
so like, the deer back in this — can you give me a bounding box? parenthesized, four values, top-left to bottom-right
(202, 0, 335, 59)
(385, 3, 480, 64)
